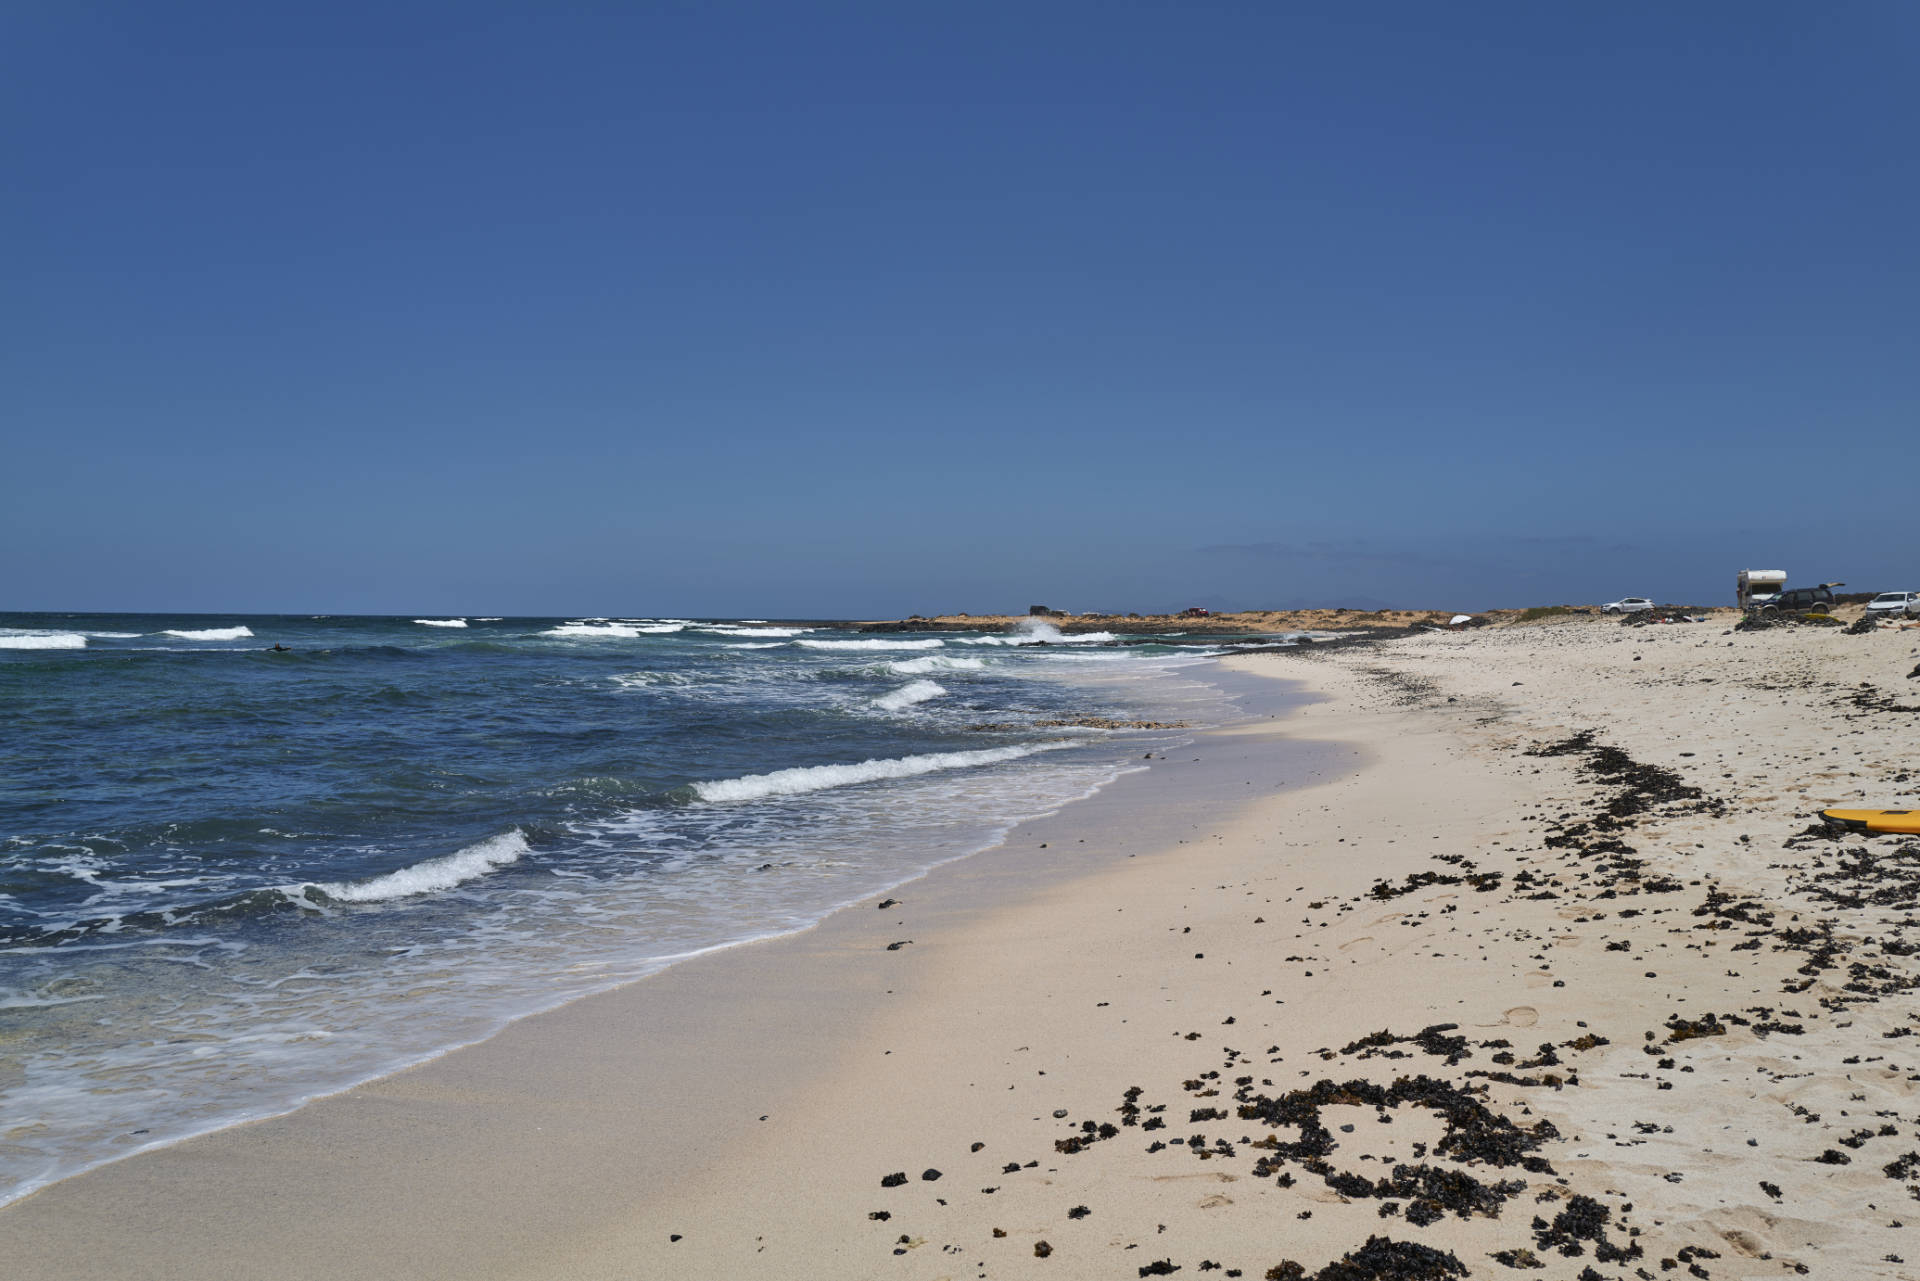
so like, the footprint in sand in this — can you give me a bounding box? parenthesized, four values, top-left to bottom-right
(1504, 1005, 1539, 1026)
(1338, 936, 1374, 951)
(1151, 1172, 1238, 1185)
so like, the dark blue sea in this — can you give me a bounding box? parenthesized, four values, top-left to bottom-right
(0, 612, 1296, 1202)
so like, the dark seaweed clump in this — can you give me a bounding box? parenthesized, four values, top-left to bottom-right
(1529, 1194, 1642, 1264)
(1265, 1236, 1468, 1280)
(1368, 865, 1502, 901)
(1235, 1075, 1559, 1176)
(1523, 732, 1721, 903)
(1338, 1024, 1474, 1066)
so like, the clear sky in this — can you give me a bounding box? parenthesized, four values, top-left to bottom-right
(5, 2, 1915, 616)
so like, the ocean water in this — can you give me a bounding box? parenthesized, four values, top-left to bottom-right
(0, 613, 1297, 1204)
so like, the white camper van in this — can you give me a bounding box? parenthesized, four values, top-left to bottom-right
(1738, 570, 1787, 611)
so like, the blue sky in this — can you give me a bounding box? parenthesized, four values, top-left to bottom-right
(5, 2, 1915, 616)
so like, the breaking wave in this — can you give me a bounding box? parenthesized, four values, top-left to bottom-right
(693, 625, 813, 638)
(301, 830, 529, 903)
(160, 627, 254, 641)
(874, 680, 946, 711)
(544, 623, 684, 639)
(413, 619, 468, 628)
(0, 632, 86, 650)
(689, 743, 1069, 804)
(796, 638, 944, 651)
(955, 626, 1117, 647)
(888, 655, 986, 675)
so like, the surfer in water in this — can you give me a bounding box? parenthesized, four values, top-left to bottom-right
(269, 643, 291, 653)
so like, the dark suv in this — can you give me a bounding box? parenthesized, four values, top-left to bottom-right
(1758, 585, 1837, 615)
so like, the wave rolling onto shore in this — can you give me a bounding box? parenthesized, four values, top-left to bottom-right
(0, 611, 1257, 1206)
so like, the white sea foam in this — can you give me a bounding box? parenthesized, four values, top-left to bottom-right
(82, 631, 142, 639)
(0, 632, 86, 650)
(957, 632, 1117, 647)
(544, 623, 683, 639)
(874, 680, 947, 711)
(305, 830, 529, 903)
(955, 619, 1119, 647)
(690, 743, 1068, 804)
(724, 642, 786, 650)
(413, 619, 468, 628)
(0, 620, 1233, 1209)
(610, 671, 697, 688)
(796, 638, 944, 651)
(160, 627, 253, 641)
(694, 625, 812, 637)
(889, 655, 986, 675)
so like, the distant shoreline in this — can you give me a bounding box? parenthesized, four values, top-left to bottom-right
(843, 604, 1753, 635)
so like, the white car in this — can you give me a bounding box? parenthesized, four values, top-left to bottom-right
(1602, 597, 1655, 614)
(1865, 591, 1920, 617)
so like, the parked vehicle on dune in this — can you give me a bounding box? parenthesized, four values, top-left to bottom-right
(1737, 569, 1787, 611)
(1759, 584, 1839, 616)
(1866, 591, 1920, 617)
(1602, 597, 1654, 614)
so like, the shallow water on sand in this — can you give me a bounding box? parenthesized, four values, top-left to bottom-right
(0, 612, 1311, 1202)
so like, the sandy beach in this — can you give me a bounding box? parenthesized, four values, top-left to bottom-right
(6, 614, 1920, 1279)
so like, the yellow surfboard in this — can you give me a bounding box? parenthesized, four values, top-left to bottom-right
(1822, 808, 1920, 835)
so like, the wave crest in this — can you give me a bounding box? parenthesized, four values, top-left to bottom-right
(300, 830, 529, 903)
(888, 655, 985, 675)
(544, 623, 683, 639)
(796, 638, 943, 651)
(0, 631, 86, 650)
(956, 629, 1116, 647)
(161, 627, 254, 641)
(690, 743, 1067, 804)
(874, 680, 946, 711)
(693, 625, 813, 638)
(413, 619, 468, 628)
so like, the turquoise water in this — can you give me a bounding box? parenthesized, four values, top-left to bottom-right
(0, 612, 1276, 1202)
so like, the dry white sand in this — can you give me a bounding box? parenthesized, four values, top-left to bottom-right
(5, 615, 1919, 1280)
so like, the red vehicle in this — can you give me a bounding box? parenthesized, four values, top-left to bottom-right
(1178, 607, 1211, 618)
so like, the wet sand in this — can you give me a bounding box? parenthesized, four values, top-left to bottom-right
(6, 616, 1920, 1279)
